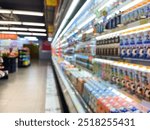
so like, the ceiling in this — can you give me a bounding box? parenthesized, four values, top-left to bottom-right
(0, 0, 87, 41)
(53, 0, 86, 39)
(0, 0, 50, 40)
(0, 0, 44, 10)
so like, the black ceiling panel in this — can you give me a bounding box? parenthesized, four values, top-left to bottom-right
(0, 0, 45, 23)
(0, 0, 49, 39)
(18, 15, 45, 23)
(0, 0, 44, 11)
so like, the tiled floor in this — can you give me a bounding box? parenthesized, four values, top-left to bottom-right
(0, 60, 49, 113)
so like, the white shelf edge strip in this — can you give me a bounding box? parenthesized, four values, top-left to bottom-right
(45, 64, 62, 113)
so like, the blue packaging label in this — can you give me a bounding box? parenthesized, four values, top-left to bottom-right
(130, 34, 136, 45)
(140, 6, 146, 18)
(144, 31, 150, 44)
(124, 35, 130, 45)
(110, 108, 120, 113)
(144, 4, 149, 18)
(136, 32, 144, 45)
(133, 9, 138, 20)
(148, 3, 150, 17)
(119, 107, 128, 113)
(120, 36, 125, 46)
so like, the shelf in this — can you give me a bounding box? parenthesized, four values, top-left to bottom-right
(123, 58, 150, 66)
(96, 18, 150, 40)
(75, 63, 93, 74)
(52, 57, 92, 113)
(92, 0, 134, 20)
(95, 55, 120, 60)
(99, 79, 150, 108)
(72, 61, 150, 109)
(76, 53, 94, 57)
(123, 58, 150, 62)
(0, 70, 8, 79)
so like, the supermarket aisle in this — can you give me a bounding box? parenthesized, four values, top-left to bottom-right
(0, 60, 53, 113)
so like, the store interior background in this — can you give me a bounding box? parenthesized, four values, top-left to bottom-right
(0, 0, 150, 113)
(0, 0, 59, 113)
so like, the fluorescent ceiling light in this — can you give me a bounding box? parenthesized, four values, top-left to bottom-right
(1, 31, 17, 34)
(67, 32, 74, 39)
(0, 21, 21, 25)
(78, 34, 82, 38)
(0, 27, 9, 30)
(48, 37, 53, 42)
(65, 0, 80, 20)
(32, 33, 47, 36)
(24, 36, 38, 41)
(23, 22, 45, 26)
(0, 31, 47, 36)
(10, 27, 28, 31)
(85, 28, 94, 34)
(55, 0, 93, 46)
(78, 15, 95, 30)
(2, 27, 46, 32)
(61, 39, 66, 44)
(29, 28, 46, 32)
(66, 29, 78, 40)
(107, 0, 144, 19)
(17, 32, 32, 35)
(0, 21, 45, 27)
(52, 0, 80, 46)
(13, 10, 43, 16)
(0, 9, 43, 16)
(98, 0, 116, 12)
(96, 22, 150, 40)
(0, 9, 11, 14)
(120, 0, 143, 12)
(58, 0, 92, 40)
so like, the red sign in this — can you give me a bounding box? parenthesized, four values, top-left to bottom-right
(41, 41, 51, 51)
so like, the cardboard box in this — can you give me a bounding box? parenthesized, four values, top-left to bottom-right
(76, 78, 85, 95)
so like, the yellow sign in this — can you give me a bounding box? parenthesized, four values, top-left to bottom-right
(48, 25, 54, 33)
(46, 0, 58, 7)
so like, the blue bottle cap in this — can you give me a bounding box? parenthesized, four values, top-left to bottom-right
(119, 107, 128, 112)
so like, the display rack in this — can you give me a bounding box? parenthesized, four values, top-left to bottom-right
(3, 56, 17, 73)
(0, 57, 8, 79)
(52, 57, 92, 113)
(52, 0, 150, 113)
(18, 48, 31, 67)
(96, 18, 150, 39)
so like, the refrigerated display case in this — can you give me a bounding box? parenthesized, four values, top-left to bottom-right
(52, 0, 150, 113)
